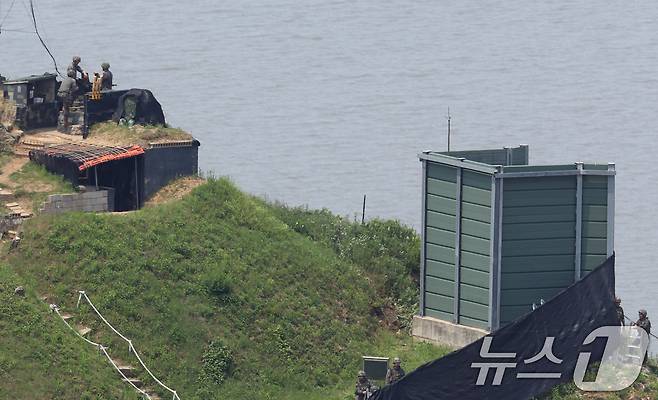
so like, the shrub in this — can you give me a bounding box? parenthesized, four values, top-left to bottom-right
(202, 340, 234, 385)
(202, 270, 233, 300)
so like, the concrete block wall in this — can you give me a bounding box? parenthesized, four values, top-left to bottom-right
(40, 188, 114, 214)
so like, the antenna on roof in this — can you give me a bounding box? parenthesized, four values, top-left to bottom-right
(446, 107, 451, 152)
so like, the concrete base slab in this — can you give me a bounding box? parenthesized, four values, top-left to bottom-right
(412, 315, 488, 349)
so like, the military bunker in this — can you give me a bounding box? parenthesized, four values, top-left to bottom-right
(413, 145, 615, 346)
(0, 70, 200, 213)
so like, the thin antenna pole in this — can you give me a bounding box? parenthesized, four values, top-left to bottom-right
(447, 107, 451, 152)
(361, 194, 366, 224)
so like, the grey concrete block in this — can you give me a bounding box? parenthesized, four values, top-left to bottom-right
(412, 316, 488, 349)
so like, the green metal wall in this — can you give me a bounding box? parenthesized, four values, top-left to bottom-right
(441, 145, 529, 166)
(419, 151, 614, 332)
(458, 171, 491, 329)
(422, 162, 492, 330)
(499, 174, 610, 325)
(581, 176, 608, 274)
(499, 176, 576, 325)
(424, 162, 458, 321)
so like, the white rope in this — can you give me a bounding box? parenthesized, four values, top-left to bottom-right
(53, 305, 101, 347)
(100, 345, 152, 399)
(52, 305, 151, 399)
(78, 291, 181, 400)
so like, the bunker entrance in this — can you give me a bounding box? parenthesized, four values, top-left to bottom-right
(85, 156, 143, 211)
(29, 143, 145, 212)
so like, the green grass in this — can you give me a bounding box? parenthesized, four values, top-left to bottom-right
(4, 178, 447, 399)
(0, 266, 139, 399)
(3, 176, 654, 399)
(87, 122, 192, 146)
(9, 161, 75, 210)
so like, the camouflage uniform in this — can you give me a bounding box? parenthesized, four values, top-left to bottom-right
(355, 371, 372, 400)
(67, 56, 84, 80)
(636, 314, 651, 336)
(57, 72, 78, 132)
(385, 358, 405, 385)
(615, 298, 625, 326)
(100, 62, 113, 90)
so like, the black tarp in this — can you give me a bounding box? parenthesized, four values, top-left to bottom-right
(371, 255, 617, 400)
(111, 88, 165, 126)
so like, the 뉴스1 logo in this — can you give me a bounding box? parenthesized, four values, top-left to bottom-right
(471, 326, 649, 391)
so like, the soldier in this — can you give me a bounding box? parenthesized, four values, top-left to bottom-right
(354, 370, 373, 400)
(385, 357, 405, 385)
(67, 56, 84, 80)
(634, 309, 651, 336)
(633, 310, 652, 368)
(100, 62, 113, 90)
(57, 70, 78, 132)
(615, 297, 625, 326)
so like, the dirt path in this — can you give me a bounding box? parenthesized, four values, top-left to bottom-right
(0, 157, 28, 188)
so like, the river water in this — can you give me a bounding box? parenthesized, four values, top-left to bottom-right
(1, 1, 656, 349)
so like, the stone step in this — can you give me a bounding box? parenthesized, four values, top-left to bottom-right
(122, 378, 143, 388)
(5, 202, 19, 208)
(78, 326, 92, 336)
(145, 392, 161, 400)
(0, 189, 14, 201)
(60, 313, 74, 321)
(117, 365, 137, 378)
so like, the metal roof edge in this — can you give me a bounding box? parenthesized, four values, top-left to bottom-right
(418, 151, 500, 174)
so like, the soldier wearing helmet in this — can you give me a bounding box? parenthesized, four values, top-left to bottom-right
(67, 56, 84, 80)
(355, 370, 373, 400)
(614, 297, 625, 326)
(57, 69, 78, 132)
(100, 62, 113, 90)
(385, 357, 405, 385)
(634, 309, 651, 336)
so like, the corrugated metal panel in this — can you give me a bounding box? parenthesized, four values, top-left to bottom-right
(459, 170, 491, 327)
(423, 163, 457, 318)
(581, 175, 608, 273)
(420, 151, 614, 332)
(440, 145, 529, 166)
(499, 175, 576, 325)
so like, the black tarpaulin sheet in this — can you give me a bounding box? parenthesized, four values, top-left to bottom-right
(371, 255, 617, 400)
(111, 88, 166, 126)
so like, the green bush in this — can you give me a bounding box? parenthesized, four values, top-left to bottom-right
(202, 269, 233, 300)
(202, 340, 234, 385)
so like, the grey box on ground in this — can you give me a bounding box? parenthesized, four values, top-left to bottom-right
(412, 315, 488, 349)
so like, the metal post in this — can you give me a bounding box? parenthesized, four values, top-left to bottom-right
(94, 166, 98, 190)
(606, 163, 615, 257)
(419, 160, 428, 317)
(361, 195, 366, 224)
(489, 169, 503, 332)
(453, 167, 463, 323)
(447, 107, 451, 152)
(575, 162, 583, 281)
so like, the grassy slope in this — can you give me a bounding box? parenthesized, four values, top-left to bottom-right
(5, 178, 449, 399)
(9, 161, 75, 210)
(4, 176, 653, 399)
(0, 267, 136, 399)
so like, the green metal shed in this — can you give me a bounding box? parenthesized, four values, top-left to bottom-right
(418, 145, 614, 331)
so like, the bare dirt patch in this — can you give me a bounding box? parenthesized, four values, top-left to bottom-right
(144, 176, 205, 207)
